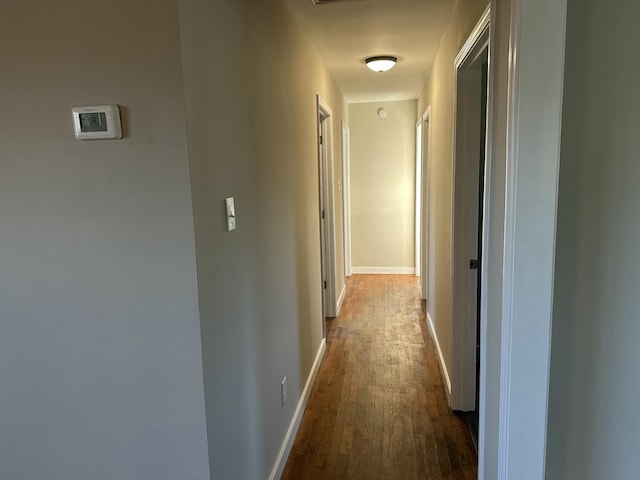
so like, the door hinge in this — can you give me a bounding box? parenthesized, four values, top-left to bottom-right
(323, 281, 327, 289)
(322, 210, 325, 219)
(319, 135, 323, 145)
(469, 259, 479, 270)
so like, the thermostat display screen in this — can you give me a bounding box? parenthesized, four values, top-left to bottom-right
(79, 112, 108, 133)
(72, 105, 122, 140)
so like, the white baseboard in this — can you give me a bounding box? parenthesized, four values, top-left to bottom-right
(351, 266, 416, 275)
(336, 284, 347, 315)
(268, 338, 326, 480)
(426, 312, 452, 400)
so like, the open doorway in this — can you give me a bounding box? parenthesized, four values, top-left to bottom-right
(419, 108, 437, 333)
(316, 95, 338, 337)
(419, 106, 444, 399)
(450, 12, 490, 447)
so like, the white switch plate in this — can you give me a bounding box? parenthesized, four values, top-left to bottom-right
(281, 377, 287, 406)
(225, 197, 236, 231)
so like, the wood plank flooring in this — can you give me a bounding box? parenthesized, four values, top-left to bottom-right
(281, 274, 477, 480)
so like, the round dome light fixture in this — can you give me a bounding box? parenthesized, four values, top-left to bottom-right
(365, 56, 398, 73)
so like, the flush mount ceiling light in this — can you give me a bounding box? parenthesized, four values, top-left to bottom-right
(365, 56, 398, 73)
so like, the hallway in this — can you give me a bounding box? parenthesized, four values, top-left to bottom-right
(282, 275, 477, 479)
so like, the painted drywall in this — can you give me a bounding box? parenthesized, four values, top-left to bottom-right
(416, 0, 489, 388)
(178, 0, 346, 477)
(349, 100, 417, 272)
(0, 2, 210, 479)
(547, 1, 640, 478)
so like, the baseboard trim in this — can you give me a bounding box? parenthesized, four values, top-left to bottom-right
(268, 338, 326, 480)
(427, 312, 452, 400)
(351, 267, 416, 275)
(336, 284, 347, 315)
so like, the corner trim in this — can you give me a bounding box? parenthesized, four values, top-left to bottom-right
(268, 338, 326, 480)
(497, 0, 567, 477)
(427, 312, 452, 399)
(455, 6, 491, 67)
(336, 283, 347, 316)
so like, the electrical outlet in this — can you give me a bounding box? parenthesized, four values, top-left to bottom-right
(281, 377, 287, 406)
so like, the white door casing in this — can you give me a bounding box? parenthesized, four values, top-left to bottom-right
(316, 95, 338, 323)
(495, 0, 567, 478)
(451, 7, 490, 412)
(415, 120, 423, 281)
(423, 108, 436, 337)
(342, 122, 352, 278)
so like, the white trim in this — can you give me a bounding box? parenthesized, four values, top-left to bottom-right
(422, 107, 433, 305)
(351, 267, 416, 275)
(478, 2, 498, 477)
(336, 283, 347, 315)
(455, 7, 492, 67)
(342, 122, 352, 277)
(426, 312, 452, 399)
(450, 7, 490, 412)
(415, 120, 423, 278)
(317, 95, 338, 320)
(497, 0, 567, 478)
(268, 338, 327, 480)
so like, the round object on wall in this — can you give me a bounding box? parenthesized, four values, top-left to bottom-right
(377, 108, 388, 119)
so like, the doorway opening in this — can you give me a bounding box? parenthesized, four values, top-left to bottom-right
(415, 119, 423, 283)
(317, 95, 338, 337)
(450, 11, 490, 448)
(421, 110, 436, 325)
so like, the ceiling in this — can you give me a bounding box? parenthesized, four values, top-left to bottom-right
(284, 0, 457, 103)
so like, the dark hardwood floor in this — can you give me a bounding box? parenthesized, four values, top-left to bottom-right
(281, 274, 477, 480)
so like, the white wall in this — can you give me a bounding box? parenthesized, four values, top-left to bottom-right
(0, 2, 210, 479)
(349, 100, 417, 273)
(546, 1, 640, 478)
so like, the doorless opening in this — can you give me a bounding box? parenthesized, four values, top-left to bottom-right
(316, 95, 338, 336)
(450, 9, 490, 425)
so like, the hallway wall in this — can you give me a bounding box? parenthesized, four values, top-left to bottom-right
(0, 1, 210, 478)
(348, 100, 417, 273)
(178, 0, 346, 478)
(417, 0, 489, 395)
(547, 1, 640, 478)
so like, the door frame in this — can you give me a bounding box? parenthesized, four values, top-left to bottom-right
(415, 120, 423, 280)
(450, 7, 490, 412)
(421, 108, 433, 303)
(490, 0, 568, 478)
(342, 121, 352, 278)
(316, 95, 338, 324)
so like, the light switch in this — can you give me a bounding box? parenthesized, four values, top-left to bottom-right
(225, 197, 236, 231)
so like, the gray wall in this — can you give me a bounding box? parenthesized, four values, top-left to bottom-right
(547, 1, 640, 478)
(178, 0, 346, 478)
(0, 2, 210, 479)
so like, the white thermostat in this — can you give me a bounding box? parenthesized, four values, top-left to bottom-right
(72, 105, 122, 140)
